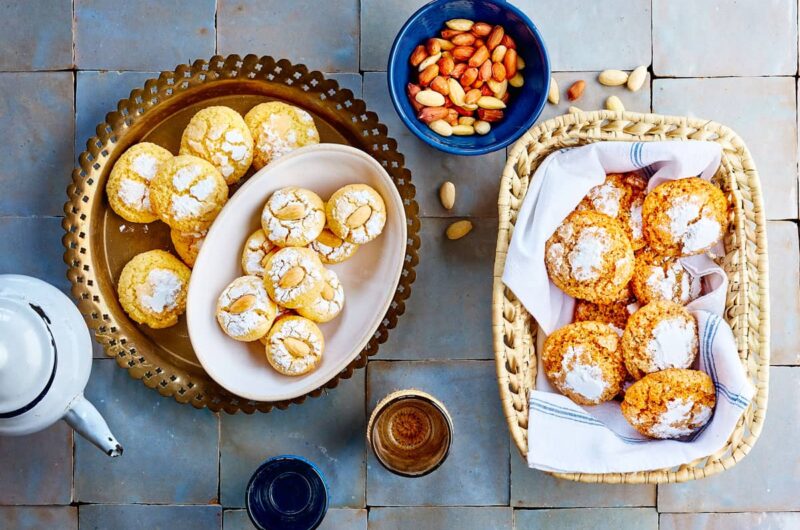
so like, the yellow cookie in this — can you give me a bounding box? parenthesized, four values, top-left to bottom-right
(261, 187, 326, 247)
(297, 268, 344, 323)
(244, 102, 320, 170)
(265, 315, 324, 376)
(117, 250, 190, 329)
(308, 227, 359, 264)
(241, 229, 278, 277)
(170, 228, 206, 268)
(263, 247, 325, 309)
(216, 275, 278, 342)
(326, 184, 387, 244)
(106, 142, 173, 223)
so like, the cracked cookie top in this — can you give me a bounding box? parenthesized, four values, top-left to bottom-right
(107, 142, 173, 224)
(261, 186, 326, 247)
(326, 184, 387, 245)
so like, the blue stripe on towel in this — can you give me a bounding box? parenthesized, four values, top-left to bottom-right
(700, 313, 749, 409)
(635, 142, 644, 167)
(530, 398, 647, 444)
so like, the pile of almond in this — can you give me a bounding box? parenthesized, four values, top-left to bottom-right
(407, 18, 525, 137)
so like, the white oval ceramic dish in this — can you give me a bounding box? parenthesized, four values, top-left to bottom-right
(187, 144, 407, 401)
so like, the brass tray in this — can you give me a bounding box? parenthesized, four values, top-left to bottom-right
(63, 55, 420, 413)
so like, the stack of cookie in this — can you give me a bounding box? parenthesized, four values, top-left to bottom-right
(542, 174, 728, 439)
(216, 184, 387, 377)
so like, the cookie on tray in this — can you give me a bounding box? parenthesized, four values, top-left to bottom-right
(631, 249, 701, 305)
(117, 250, 191, 329)
(542, 321, 627, 406)
(241, 229, 277, 277)
(545, 210, 635, 304)
(244, 102, 320, 170)
(216, 275, 278, 342)
(308, 227, 359, 264)
(577, 172, 647, 250)
(261, 186, 326, 247)
(622, 300, 698, 380)
(150, 155, 228, 232)
(179, 106, 254, 185)
(297, 268, 344, 323)
(326, 184, 387, 245)
(265, 315, 324, 376)
(106, 142, 173, 223)
(170, 228, 206, 268)
(643, 177, 728, 256)
(263, 247, 325, 309)
(622, 368, 715, 439)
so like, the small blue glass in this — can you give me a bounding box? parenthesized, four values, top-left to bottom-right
(245, 455, 330, 530)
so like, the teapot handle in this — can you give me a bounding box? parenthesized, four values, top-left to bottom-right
(63, 394, 123, 457)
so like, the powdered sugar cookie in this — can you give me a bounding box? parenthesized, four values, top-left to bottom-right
(117, 250, 190, 329)
(308, 227, 359, 264)
(170, 228, 206, 268)
(631, 249, 701, 305)
(297, 268, 344, 323)
(241, 229, 277, 277)
(244, 102, 320, 170)
(577, 172, 647, 250)
(326, 184, 387, 244)
(261, 187, 326, 247)
(216, 275, 278, 342)
(106, 142, 173, 223)
(265, 315, 324, 376)
(263, 247, 325, 309)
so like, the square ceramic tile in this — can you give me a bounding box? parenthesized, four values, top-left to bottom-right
(220, 371, 366, 508)
(0, 1, 72, 70)
(369, 507, 512, 530)
(74, 0, 216, 70)
(0, 507, 77, 529)
(0, 217, 71, 293)
(224, 508, 367, 530)
(366, 361, 509, 506)
(538, 71, 651, 122)
(515, 508, 658, 530)
(327, 73, 363, 98)
(362, 73, 506, 218)
(653, 77, 798, 220)
(510, 451, 655, 508)
(767, 222, 800, 364)
(660, 512, 800, 530)
(653, 0, 797, 76)
(360, 0, 427, 71)
(377, 218, 496, 360)
(0, 423, 72, 505)
(0, 72, 74, 216)
(74, 360, 220, 504)
(78, 505, 221, 530)
(218, 0, 359, 72)
(658, 367, 800, 512)
(514, 0, 651, 71)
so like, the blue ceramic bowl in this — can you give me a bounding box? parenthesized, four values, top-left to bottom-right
(387, 0, 550, 156)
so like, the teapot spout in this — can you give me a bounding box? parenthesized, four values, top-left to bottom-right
(63, 394, 123, 457)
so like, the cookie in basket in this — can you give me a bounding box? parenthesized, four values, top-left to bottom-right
(106, 142, 173, 223)
(309, 227, 359, 264)
(631, 249, 701, 305)
(244, 102, 320, 170)
(622, 368, 715, 439)
(297, 268, 344, 323)
(326, 184, 387, 244)
(542, 321, 627, 406)
(241, 229, 277, 277)
(117, 250, 191, 329)
(577, 172, 647, 250)
(150, 155, 228, 232)
(261, 187, 326, 247)
(642, 177, 728, 256)
(622, 300, 698, 380)
(265, 315, 324, 376)
(573, 298, 635, 335)
(216, 275, 278, 341)
(170, 228, 206, 268)
(263, 247, 325, 309)
(545, 210, 635, 304)
(179, 105, 254, 185)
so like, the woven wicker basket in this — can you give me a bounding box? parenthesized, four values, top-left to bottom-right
(492, 110, 770, 484)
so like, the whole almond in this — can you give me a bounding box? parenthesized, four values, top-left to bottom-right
(488, 79, 508, 99)
(446, 108, 458, 126)
(458, 116, 475, 126)
(439, 181, 456, 210)
(491, 44, 507, 63)
(452, 46, 475, 62)
(410, 45, 426, 67)
(446, 220, 473, 240)
(503, 48, 518, 78)
(501, 34, 516, 49)
(451, 63, 467, 78)
(229, 294, 256, 314)
(446, 18, 474, 32)
(346, 205, 372, 228)
(407, 83, 423, 112)
(447, 78, 466, 106)
(426, 38, 441, 56)
(438, 55, 455, 76)
(486, 25, 504, 50)
(283, 337, 311, 358)
(418, 52, 441, 72)
(321, 284, 336, 301)
(465, 88, 482, 104)
(429, 119, 453, 136)
(417, 106, 449, 123)
(451, 33, 476, 46)
(480, 84, 493, 96)
(477, 108, 504, 122)
(567, 80, 585, 101)
(468, 45, 490, 67)
(509, 72, 524, 88)
(418, 64, 439, 86)
(547, 76, 559, 104)
(316, 230, 342, 247)
(460, 67, 479, 87)
(477, 95, 506, 109)
(279, 266, 306, 288)
(605, 95, 625, 112)
(479, 59, 492, 81)
(471, 22, 492, 36)
(440, 29, 463, 40)
(451, 124, 474, 135)
(491, 62, 506, 82)
(430, 76, 450, 96)
(627, 65, 647, 92)
(435, 37, 454, 51)
(516, 55, 526, 70)
(598, 69, 628, 86)
(473, 120, 491, 135)
(275, 203, 306, 220)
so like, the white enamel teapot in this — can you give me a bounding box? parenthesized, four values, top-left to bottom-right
(0, 274, 122, 456)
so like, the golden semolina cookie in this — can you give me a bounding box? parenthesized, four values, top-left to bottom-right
(542, 321, 627, 406)
(573, 299, 635, 335)
(179, 106, 254, 185)
(263, 247, 325, 309)
(241, 229, 278, 277)
(117, 250, 190, 329)
(265, 315, 324, 376)
(545, 210, 635, 304)
(106, 142, 173, 223)
(622, 368, 715, 439)
(577, 172, 647, 250)
(643, 177, 728, 256)
(244, 102, 320, 170)
(631, 249, 700, 305)
(216, 275, 278, 342)
(150, 155, 229, 232)
(297, 268, 344, 323)
(622, 300, 698, 380)
(170, 228, 206, 268)
(261, 187, 326, 247)
(308, 227, 359, 264)
(259, 307, 296, 346)
(326, 184, 387, 244)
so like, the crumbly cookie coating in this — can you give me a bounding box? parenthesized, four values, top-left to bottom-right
(107, 142, 173, 223)
(642, 177, 728, 256)
(577, 172, 647, 250)
(545, 210, 635, 304)
(622, 300, 698, 380)
(542, 321, 627, 405)
(150, 155, 228, 232)
(170, 228, 206, 268)
(308, 227, 359, 264)
(297, 268, 345, 323)
(244, 102, 320, 170)
(622, 368, 716, 439)
(216, 275, 278, 341)
(573, 298, 636, 335)
(179, 106, 254, 185)
(631, 249, 701, 305)
(265, 315, 324, 376)
(263, 247, 325, 309)
(241, 229, 277, 277)
(326, 184, 387, 245)
(261, 187, 326, 247)
(117, 250, 190, 329)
